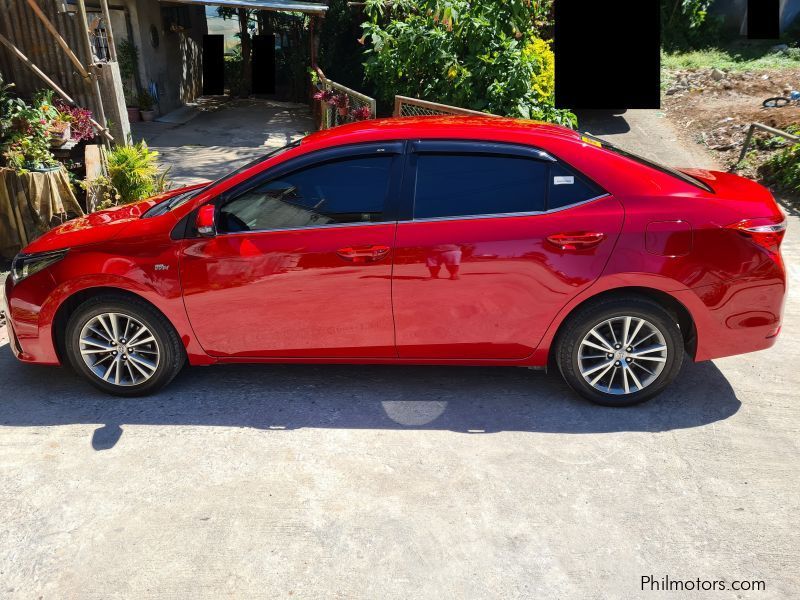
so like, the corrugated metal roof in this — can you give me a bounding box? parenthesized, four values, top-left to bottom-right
(162, 0, 328, 15)
(0, 0, 94, 110)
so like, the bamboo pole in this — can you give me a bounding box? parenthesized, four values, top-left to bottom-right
(23, 0, 91, 80)
(0, 32, 114, 142)
(99, 0, 117, 61)
(76, 0, 109, 145)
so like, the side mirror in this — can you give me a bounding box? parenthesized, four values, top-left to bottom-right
(196, 204, 216, 237)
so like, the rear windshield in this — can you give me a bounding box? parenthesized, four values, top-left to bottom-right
(580, 133, 714, 193)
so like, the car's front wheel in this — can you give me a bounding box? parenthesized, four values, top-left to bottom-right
(555, 297, 684, 406)
(65, 295, 185, 396)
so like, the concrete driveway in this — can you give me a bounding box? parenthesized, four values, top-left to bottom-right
(132, 98, 314, 187)
(1, 112, 799, 599)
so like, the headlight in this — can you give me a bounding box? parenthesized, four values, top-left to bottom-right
(11, 249, 68, 283)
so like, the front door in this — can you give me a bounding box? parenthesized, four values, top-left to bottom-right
(180, 143, 404, 358)
(392, 141, 624, 359)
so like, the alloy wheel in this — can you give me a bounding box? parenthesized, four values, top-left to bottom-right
(78, 312, 161, 387)
(577, 316, 668, 395)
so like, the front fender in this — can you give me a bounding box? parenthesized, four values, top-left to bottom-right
(41, 252, 214, 366)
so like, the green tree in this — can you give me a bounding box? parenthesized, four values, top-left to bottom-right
(360, 0, 574, 126)
(661, 0, 718, 50)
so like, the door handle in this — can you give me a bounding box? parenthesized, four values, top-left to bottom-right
(546, 232, 606, 251)
(336, 245, 391, 263)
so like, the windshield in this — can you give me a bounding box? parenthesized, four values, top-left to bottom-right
(144, 140, 301, 217)
(580, 133, 714, 193)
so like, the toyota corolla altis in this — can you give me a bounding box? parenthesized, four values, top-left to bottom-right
(3, 117, 787, 406)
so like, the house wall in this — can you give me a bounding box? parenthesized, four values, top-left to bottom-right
(711, 0, 799, 35)
(126, 0, 206, 114)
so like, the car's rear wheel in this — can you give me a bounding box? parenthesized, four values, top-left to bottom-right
(65, 295, 185, 396)
(555, 297, 684, 406)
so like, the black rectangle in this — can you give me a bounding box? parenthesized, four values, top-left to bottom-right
(748, 0, 780, 39)
(202, 34, 224, 96)
(554, 0, 661, 110)
(251, 34, 276, 95)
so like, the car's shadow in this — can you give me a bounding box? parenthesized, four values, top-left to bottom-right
(0, 344, 741, 450)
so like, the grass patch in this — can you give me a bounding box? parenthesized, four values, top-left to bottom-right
(663, 42, 800, 71)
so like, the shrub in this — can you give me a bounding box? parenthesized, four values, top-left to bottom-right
(361, 0, 575, 126)
(759, 139, 800, 195)
(104, 141, 169, 205)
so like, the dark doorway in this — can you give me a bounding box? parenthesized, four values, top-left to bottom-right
(748, 0, 780, 39)
(252, 34, 276, 95)
(202, 34, 225, 95)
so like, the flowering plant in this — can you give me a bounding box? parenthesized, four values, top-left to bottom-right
(332, 93, 350, 109)
(351, 105, 373, 121)
(313, 88, 335, 104)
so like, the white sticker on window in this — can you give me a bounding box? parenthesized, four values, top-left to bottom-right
(553, 176, 575, 185)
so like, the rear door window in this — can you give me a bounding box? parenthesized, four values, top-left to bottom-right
(548, 163, 607, 210)
(413, 153, 548, 219)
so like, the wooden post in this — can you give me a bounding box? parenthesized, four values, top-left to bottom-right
(0, 33, 114, 142)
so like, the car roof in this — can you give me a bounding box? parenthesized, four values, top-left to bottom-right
(300, 116, 582, 148)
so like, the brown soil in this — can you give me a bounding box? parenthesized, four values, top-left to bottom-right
(662, 67, 800, 204)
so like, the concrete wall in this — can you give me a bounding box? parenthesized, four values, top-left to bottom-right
(711, 0, 800, 35)
(125, 0, 206, 114)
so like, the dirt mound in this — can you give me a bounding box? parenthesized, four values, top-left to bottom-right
(664, 68, 800, 186)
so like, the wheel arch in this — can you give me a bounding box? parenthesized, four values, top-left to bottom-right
(52, 286, 176, 366)
(546, 286, 697, 368)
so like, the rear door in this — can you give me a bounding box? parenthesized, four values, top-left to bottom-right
(392, 140, 624, 360)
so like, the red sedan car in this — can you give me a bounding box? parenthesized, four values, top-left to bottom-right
(4, 117, 787, 406)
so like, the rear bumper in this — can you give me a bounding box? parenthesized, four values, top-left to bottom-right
(677, 276, 785, 362)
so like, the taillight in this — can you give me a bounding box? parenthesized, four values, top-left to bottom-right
(726, 216, 787, 254)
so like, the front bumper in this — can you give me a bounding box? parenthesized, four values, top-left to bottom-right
(2, 276, 23, 358)
(3, 270, 61, 365)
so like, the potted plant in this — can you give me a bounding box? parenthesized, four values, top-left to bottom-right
(48, 113, 71, 147)
(126, 98, 141, 123)
(138, 90, 156, 122)
(1, 91, 59, 172)
(54, 100, 96, 142)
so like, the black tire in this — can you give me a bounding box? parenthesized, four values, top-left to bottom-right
(65, 294, 186, 396)
(555, 297, 684, 407)
(763, 97, 790, 108)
